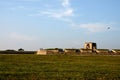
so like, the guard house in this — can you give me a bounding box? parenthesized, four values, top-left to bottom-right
(84, 42, 97, 51)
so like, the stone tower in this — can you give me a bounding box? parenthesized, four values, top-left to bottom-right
(84, 42, 97, 51)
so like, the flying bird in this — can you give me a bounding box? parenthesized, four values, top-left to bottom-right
(107, 27, 110, 29)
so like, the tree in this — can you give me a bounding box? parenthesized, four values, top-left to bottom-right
(18, 48, 24, 51)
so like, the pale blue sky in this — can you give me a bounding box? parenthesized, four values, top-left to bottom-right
(0, 0, 120, 50)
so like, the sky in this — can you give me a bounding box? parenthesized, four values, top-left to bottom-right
(0, 0, 120, 51)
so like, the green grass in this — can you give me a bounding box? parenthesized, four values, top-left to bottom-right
(0, 54, 120, 80)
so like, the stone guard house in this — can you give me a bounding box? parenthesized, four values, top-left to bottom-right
(84, 42, 97, 52)
(80, 42, 97, 53)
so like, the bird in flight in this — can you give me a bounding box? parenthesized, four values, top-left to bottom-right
(107, 27, 110, 29)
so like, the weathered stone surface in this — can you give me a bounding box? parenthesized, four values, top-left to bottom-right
(64, 49, 79, 53)
(111, 49, 120, 54)
(84, 42, 97, 52)
(95, 49, 109, 55)
(36, 50, 47, 55)
(80, 48, 92, 53)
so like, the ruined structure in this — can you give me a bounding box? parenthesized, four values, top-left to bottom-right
(80, 48, 92, 53)
(36, 50, 47, 55)
(64, 49, 79, 53)
(84, 42, 97, 51)
(35, 42, 120, 55)
(111, 49, 120, 54)
(36, 48, 63, 55)
(80, 42, 97, 53)
(95, 49, 109, 54)
(46, 48, 63, 53)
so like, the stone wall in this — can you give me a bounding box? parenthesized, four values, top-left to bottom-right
(80, 48, 92, 53)
(64, 49, 79, 53)
(95, 49, 109, 55)
(36, 50, 47, 55)
(111, 49, 120, 55)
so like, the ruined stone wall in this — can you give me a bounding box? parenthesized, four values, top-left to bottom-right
(64, 49, 79, 53)
(36, 50, 47, 55)
(80, 49, 92, 53)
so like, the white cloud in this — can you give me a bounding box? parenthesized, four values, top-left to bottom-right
(40, 8, 73, 18)
(79, 23, 109, 33)
(30, 0, 74, 20)
(62, 0, 70, 8)
(63, 8, 73, 16)
(42, 0, 74, 18)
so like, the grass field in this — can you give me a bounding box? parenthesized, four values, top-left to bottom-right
(0, 54, 120, 80)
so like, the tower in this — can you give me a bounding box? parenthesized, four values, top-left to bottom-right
(84, 42, 97, 51)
